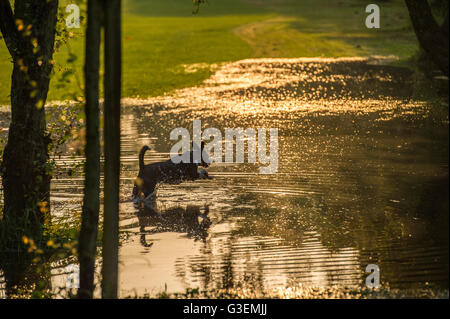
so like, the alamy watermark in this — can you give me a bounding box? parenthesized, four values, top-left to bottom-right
(66, 4, 80, 29)
(365, 4, 380, 29)
(365, 264, 380, 288)
(169, 119, 278, 174)
(65, 264, 80, 289)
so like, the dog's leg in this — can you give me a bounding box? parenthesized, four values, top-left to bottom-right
(198, 205, 210, 221)
(142, 190, 167, 220)
(143, 189, 156, 206)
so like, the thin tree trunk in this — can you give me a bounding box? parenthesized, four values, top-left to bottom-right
(405, 0, 449, 75)
(78, 0, 102, 299)
(0, 0, 58, 241)
(102, 0, 122, 299)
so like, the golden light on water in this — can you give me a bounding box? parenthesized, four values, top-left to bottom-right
(1, 57, 447, 298)
(122, 57, 425, 120)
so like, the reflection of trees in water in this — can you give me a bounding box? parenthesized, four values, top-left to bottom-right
(165, 171, 448, 291)
(123, 59, 448, 291)
(173, 225, 267, 293)
(136, 204, 271, 292)
(231, 172, 448, 288)
(137, 203, 267, 292)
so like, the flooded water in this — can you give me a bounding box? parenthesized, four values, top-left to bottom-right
(1, 57, 449, 297)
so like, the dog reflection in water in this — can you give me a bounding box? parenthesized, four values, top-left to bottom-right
(136, 204, 211, 247)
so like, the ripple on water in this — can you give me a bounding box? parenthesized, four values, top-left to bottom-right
(0, 57, 447, 297)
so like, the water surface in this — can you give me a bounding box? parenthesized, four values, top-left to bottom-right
(1, 57, 448, 297)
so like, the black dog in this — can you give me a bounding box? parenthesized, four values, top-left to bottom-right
(132, 142, 211, 205)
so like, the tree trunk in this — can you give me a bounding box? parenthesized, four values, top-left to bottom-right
(102, 0, 122, 299)
(78, 0, 102, 299)
(405, 0, 449, 75)
(0, 0, 58, 241)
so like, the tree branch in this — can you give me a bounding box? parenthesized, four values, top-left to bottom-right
(0, 0, 20, 58)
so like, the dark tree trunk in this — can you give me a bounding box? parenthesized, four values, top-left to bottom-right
(405, 0, 449, 75)
(0, 0, 58, 240)
(101, 0, 122, 299)
(78, 0, 102, 299)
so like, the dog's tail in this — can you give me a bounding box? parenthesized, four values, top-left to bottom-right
(139, 145, 151, 173)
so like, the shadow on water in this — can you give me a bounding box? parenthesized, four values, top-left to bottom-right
(0, 57, 448, 297)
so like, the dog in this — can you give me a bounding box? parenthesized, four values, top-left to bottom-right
(132, 142, 212, 206)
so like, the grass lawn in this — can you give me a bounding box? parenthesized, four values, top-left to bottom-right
(0, 0, 418, 105)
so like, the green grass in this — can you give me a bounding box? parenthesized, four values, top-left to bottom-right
(0, 0, 419, 105)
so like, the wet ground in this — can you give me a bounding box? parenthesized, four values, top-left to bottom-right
(0, 57, 449, 298)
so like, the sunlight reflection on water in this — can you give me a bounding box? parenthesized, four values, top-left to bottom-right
(0, 57, 448, 297)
